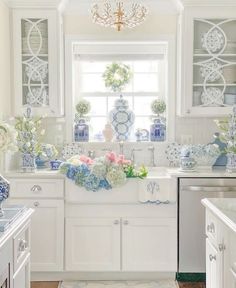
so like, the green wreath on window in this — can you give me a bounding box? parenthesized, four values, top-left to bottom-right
(102, 62, 132, 92)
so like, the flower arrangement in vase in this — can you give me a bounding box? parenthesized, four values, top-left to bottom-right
(103, 62, 135, 141)
(15, 107, 45, 171)
(74, 100, 91, 142)
(150, 99, 166, 142)
(60, 151, 148, 192)
(215, 106, 236, 172)
(0, 121, 17, 216)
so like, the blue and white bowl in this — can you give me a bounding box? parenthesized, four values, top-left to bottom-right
(50, 160, 62, 170)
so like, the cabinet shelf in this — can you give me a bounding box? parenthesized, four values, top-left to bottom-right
(22, 54, 48, 57)
(22, 84, 49, 86)
(193, 84, 236, 87)
(194, 54, 236, 57)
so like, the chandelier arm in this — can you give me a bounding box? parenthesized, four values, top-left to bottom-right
(91, 1, 148, 31)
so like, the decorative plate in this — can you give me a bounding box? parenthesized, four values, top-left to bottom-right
(200, 60, 223, 82)
(165, 142, 181, 167)
(201, 87, 224, 106)
(201, 28, 225, 53)
(61, 143, 84, 160)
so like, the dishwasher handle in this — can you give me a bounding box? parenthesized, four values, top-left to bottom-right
(181, 186, 236, 192)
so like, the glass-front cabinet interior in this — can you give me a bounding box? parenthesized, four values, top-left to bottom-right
(13, 10, 63, 117)
(21, 18, 49, 108)
(179, 8, 236, 117)
(193, 19, 236, 110)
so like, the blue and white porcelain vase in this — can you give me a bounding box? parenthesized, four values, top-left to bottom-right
(0, 175, 10, 217)
(150, 118, 166, 142)
(22, 153, 36, 172)
(109, 95, 135, 141)
(226, 153, 236, 172)
(74, 118, 89, 142)
(179, 146, 197, 171)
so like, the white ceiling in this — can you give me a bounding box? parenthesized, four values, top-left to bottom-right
(64, 0, 182, 15)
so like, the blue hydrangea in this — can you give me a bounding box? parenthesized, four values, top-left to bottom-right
(99, 179, 112, 190)
(83, 174, 101, 192)
(66, 165, 79, 180)
(74, 164, 91, 186)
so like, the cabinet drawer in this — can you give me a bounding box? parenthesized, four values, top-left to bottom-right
(13, 221, 30, 273)
(206, 210, 219, 247)
(9, 178, 64, 198)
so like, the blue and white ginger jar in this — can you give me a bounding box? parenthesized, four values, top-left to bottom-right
(109, 95, 135, 141)
(74, 118, 89, 142)
(150, 118, 166, 142)
(0, 175, 10, 217)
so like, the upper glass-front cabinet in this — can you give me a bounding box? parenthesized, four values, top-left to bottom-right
(178, 8, 236, 117)
(13, 10, 64, 117)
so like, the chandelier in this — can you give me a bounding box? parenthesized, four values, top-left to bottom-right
(91, 1, 148, 32)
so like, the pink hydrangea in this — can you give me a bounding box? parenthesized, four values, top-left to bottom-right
(117, 155, 131, 165)
(106, 151, 117, 163)
(79, 155, 93, 165)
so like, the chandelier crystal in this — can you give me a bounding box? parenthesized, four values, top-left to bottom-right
(91, 1, 148, 31)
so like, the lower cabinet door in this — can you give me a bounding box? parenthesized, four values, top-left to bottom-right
(9, 199, 64, 271)
(206, 238, 222, 288)
(122, 218, 177, 271)
(66, 218, 121, 271)
(229, 268, 236, 288)
(13, 254, 30, 288)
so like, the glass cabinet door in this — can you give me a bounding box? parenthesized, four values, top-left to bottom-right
(21, 18, 49, 108)
(13, 10, 63, 117)
(193, 19, 236, 109)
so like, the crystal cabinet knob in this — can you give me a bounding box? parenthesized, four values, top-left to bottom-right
(209, 254, 216, 262)
(123, 220, 129, 225)
(113, 220, 120, 225)
(207, 223, 215, 233)
(18, 239, 27, 252)
(34, 201, 40, 207)
(218, 244, 225, 252)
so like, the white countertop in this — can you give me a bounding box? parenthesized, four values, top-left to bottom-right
(4, 166, 236, 178)
(0, 208, 34, 249)
(202, 198, 236, 233)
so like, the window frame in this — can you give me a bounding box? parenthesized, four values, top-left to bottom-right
(65, 37, 176, 143)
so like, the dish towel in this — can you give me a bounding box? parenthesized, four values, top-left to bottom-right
(138, 177, 173, 204)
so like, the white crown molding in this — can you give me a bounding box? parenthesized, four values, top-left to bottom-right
(179, 0, 236, 6)
(170, 0, 184, 12)
(3, 0, 68, 11)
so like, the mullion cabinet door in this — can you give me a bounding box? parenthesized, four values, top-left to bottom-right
(12, 9, 63, 117)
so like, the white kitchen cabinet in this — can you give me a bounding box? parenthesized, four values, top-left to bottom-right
(9, 198, 64, 272)
(13, 254, 30, 288)
(65, 218, 121, 271)
(0, 209, 33, 288)
(178, 7, 236, 117)
(12, 9, 64, 117)
(122, 218, 177, 271)
(65, 216, 177, 272)
(206, 238, 222, 288)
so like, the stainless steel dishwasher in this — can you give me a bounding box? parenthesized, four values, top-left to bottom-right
(178, 178, 236, 273)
